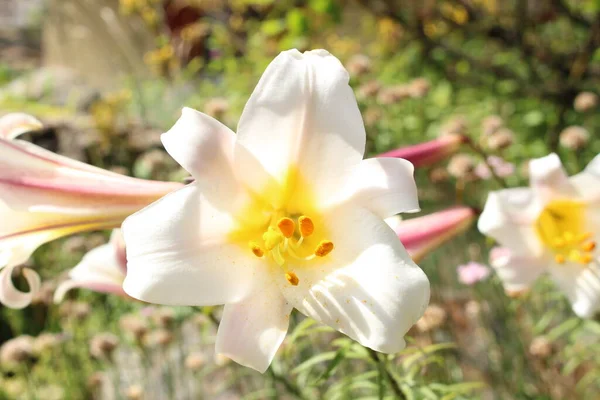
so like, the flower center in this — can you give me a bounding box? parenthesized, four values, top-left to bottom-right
(535, 200, 596, 265)
(248, 215, 334, 286)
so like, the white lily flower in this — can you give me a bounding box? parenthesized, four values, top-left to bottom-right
(122, 49, 430, 372)
(479, 153, 600, 318)
(54, 230, 127, 303)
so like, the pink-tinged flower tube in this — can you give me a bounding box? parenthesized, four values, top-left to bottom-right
(122, 49, 430, 373)
(377, 134, 469, 168)
(54, 230, 127, 302)
(0, 113, 182, 309)
(385, 206, 478, 262)
(457, 262, 491, 285)
(479, 153, 600, 318)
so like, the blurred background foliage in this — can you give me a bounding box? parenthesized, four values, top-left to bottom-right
(1, 0, 600, 399)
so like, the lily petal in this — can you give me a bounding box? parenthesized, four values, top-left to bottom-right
(570, 154, 600, 204)
(215, 280, 292, 373)
(529, 153, 577, 200)
(0, 265, 41, 309)
(489, 247, 546, 293)
(122, 183, 264, 306)
(279, 206, 430, 353)
(341, 157, 419, 218)
(0, 113, 43, 140)
(478, 189, 544, 256)
(548, 261, 600, 318)
(235, 49, 365, 207)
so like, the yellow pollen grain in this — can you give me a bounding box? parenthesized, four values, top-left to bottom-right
(299, 216, 314, 237)
(555, 254, 565, 264)
(277, 217, 295, 238)
(314, 240, 334, 257)
(582, 241, 596, 252)
(285, 271, 299, 286)
(249, 242, 264, 258)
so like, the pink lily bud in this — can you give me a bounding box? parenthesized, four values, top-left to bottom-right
(0, 113, 182, 308)
(377, 134, 469, 168)
(386, 206, 477, 262)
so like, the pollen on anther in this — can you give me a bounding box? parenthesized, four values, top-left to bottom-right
(314, 240, 334, 257)
(555, 254, 565, 264)
(582, 241, 596, 252)
(579, 254, 593, 265)
(299, 216, 314, 237)
(285, 271, 299, 286)
(277, 217, 295, 238)
(249, 242, 264, 258)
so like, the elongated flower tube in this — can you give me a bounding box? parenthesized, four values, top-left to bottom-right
(0, 114, 182, 308)
(385, 206, 478, 262)
(377, 134, 468, 167)
(54, 230, 127, 302)
(479, 153, 600, 318)
(122, 49, 430, 372)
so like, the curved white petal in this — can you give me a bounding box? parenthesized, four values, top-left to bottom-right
(478, 189, 544, 257)
(529, 153, 577, 200)
(0, 113, 43, 140)
(215, 280, 292, 373)
(549, 261, 600, 318)
(339, 157, 419, 217)
(235, 49, 365, 208)
(122, 183, 265, 306)
(0, 265, 41, 309)
(489, 247, 547, 293)
(570, 154, 600, 204)
(279, 206, 430, 353)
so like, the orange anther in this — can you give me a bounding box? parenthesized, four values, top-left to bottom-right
(277, 217, 295, 238)
(555, 254, 565, 264)
(298, 216, 314, 237)
(581, 241, 596, 252)
(285, 271, 299, 286)
(249, 242, 264, 258)
(314, 240, 334, 257)
(579, 254, 593, 265)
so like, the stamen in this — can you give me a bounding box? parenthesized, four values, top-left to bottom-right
(272, 246, 285, 266)
(263, 227, 283, 251)
(299, 216, 314, 237)
(285, 271, 299, 286)
(582, 241, 596, 252)
(314, 240, 334, 257)
(249, 242, 264, 258)
(277, 217, 295, 238)
(579, 254, 593, 264)
(555, 254, 565, 264)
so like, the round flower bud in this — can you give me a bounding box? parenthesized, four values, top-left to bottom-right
(486, 128, 514, 150)
(529, 336, 552, 359)
(0, 335, 35, 365)
(559, 126, 589, 150)
(481, 115, 503, 136)
(407, 77, 430, 98)
(415, 304, 447, 332)
(574, 92, 598, 112)
(203, 97, 230, 118)
(89, 333, 119, 360)
(185, 351, 205, 371)
(345, 54, 372, 77)
(447, 154, 477, 179)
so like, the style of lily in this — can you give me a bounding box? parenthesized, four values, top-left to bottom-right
(122, 49, 431, 372)
(377, 134, 468, 167)
(54, 230, 127, 303)
(479, 153, 600, 318)
(0, 113, 182, 309)
(385, 206, 478, 263)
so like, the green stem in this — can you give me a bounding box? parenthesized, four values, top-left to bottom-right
(368, 348, 406, 399)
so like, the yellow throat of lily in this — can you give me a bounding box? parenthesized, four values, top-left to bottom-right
(535, 199, 596, 265)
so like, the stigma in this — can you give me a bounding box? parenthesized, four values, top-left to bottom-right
(248, 215, 334, 285)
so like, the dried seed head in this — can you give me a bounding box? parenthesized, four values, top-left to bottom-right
(31, 281, 56, 306)
(0, 335, 35, 365)
(407, 77, 430, 98)
(203, 97, 230, 118)
(486, 128, 514, 150)
(559, 126, 589, 150)
(346, 54, 372, 77)
(574, 92, 598, 112)
(87, 372, 104, 390)
(377, 85, 410, 104)
(428, 167, 450, 184)
(356, 81, 381, 100)
(89, 333, 119, 360)
(33, 333, 60, 355)
(72, 301, 92, 321)
(447, 154, 477, 179)
(185, 351, 205, 371)
(481, 115, 504, 136)
(119, 314, 149, 341)
(529, 336, 553, 359)
(152, 307, 176, 329)
(415, 305, 447, 332)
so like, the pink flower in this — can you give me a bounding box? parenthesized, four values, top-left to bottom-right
(0, 113, 182, 308)
(475, 156, 515, 180)
(457, 262, 491, 285)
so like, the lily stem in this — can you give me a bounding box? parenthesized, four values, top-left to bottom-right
(367, 348, 406, 399)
